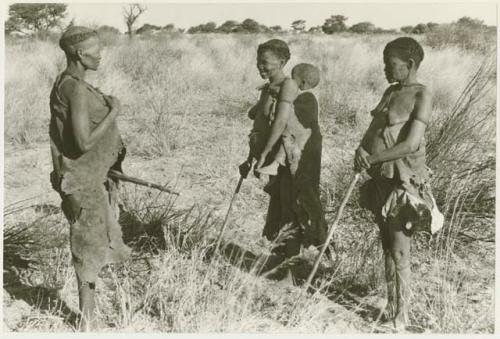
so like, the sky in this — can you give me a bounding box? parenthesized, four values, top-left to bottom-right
(63, 1, 498, 32)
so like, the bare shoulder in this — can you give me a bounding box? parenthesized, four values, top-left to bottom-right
(415, 84, 432, 100)
(60, 78, 87, 102)
(413, 84, 432, 123)
(413, 84, 432, 109)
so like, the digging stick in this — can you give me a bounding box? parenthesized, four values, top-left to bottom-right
(108, 169, 179, 195)
(214, 175, 244, 253)
(304, 172, 361, 289)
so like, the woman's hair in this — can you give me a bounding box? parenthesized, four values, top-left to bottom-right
(59, 26, 98, 56)
(257, 39, 291, 62)
(383, 37, 424, 68)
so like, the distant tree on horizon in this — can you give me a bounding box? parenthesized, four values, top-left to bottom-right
(187, 18, 271, 34)
(291, 19, 306, 33)
(270, 25, 283, 33)
(6, 3, 67, 35)
(426, 22, 439, 31)
(349, 21, 376, 34)
(322, 15, 348, 34)
(97, 25, 121, 35)
(456, 16, 484, 28)
(188, 21, 217, 33)
(217, 20, 240, 33)
(164, 23, 176, 31)
(136, 23, 161, 35)
(123, 3, 146, 38)
(400, 25, 414, 34)
(308, 26, 322, 33)
(412, 23, 432, 34)
(241, 18, 261, 33)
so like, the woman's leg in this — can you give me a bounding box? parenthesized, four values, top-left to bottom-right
(381, 221, 411, 329)
(379, 223, 397, 321)
(263, 180, 283, 244)
(391, 226, 411, 328)
(296, 184, 327, 248)
(76, 276, 96, 331)
(279, 167, 302, 258)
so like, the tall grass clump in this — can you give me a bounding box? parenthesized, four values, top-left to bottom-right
(427, 54, 495, 213)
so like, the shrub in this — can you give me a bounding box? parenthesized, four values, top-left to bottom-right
(424, 18, 496, 52)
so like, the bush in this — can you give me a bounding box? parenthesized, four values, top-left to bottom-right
(349, 22, 376, 34)
(188, 22, 217, 34)
(424, 19, 496, 52)
(401, 25, 413, 34)
(97, 25, 122, 46)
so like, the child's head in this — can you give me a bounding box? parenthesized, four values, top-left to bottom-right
(256, 39, 290, 80)
(383, 37, 424, 83)
(291, 63, 320, 90)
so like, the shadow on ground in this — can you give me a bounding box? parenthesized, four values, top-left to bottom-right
(4, 203, 80, 330)
(4, 269, 80, 329)
(207, 241, 313, 282)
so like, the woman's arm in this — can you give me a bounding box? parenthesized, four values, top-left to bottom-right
(367, 88, 432, 165)
(67, 82, 120, 153)
(259, 79, 299, 158)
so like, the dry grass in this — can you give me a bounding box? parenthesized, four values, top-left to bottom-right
(4, 33, 495, 333)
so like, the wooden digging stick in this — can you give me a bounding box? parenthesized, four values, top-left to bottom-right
(214, 175, 244, 254)
(304, 172, 361, 289)
(108, 169, 179, 195)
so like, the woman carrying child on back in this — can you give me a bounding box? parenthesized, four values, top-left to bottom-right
(240, 39, 328, 271)
(354, 37, 443, 331)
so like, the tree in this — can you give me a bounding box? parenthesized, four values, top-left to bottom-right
(412, 23, 428, 34)
(322, 15, 347, 34)
(217, 20, 240, 33)
(291, 19, 306, 33)
(270, 25, 283, 33)
(426, 22, 439, 31)
(6, 3, 67, 34)
(136, 23, 161, 35)
(308, 26, 323, 33)
(97, 25, 121, 36)
(163, 23, 175, 32)
(187, 22, 217, 34)
(400, 25, 414, 34)
(378, 28, 398, 34)
(456, 16, 484, 29)
(97, 25, 122, 46)
(349, 21, 376, 34)
(259, 24, 271, 33)
(241, 18, 261, 33)
(123, 4, 146, 38)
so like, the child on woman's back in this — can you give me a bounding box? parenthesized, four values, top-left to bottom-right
(256, 63, 320, 176)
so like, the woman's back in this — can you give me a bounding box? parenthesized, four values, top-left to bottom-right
(49, 72, 123, 193)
